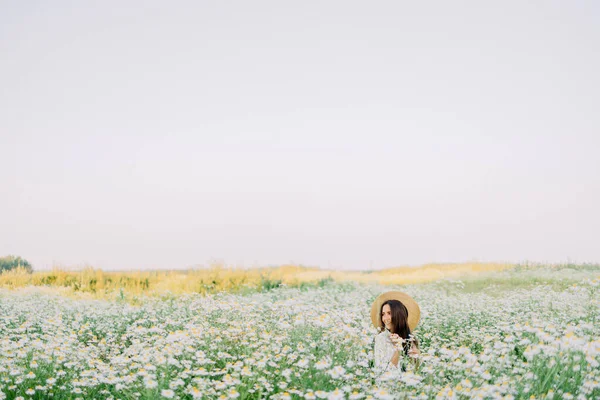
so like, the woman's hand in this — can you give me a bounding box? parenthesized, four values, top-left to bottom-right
(389, 333, 403, 347)
(408, 344, 420, 358)
(408, 343, 421, 369)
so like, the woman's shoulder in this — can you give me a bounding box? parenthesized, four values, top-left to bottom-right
(374, 331, 389, 342)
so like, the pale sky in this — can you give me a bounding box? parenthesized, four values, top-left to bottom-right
(1, 1, 599, 271)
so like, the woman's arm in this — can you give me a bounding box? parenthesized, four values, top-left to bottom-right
(408, 341, 421, 368)
(374, 334, 398, 373)
(390, 349, 399, 366)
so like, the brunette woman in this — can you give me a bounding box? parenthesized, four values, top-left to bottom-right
(370, 291, 420, 377)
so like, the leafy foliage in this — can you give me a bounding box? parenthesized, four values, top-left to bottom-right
(0, 255, 32, 273)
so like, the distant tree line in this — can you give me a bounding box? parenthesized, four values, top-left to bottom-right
(0, 255, 33, 273)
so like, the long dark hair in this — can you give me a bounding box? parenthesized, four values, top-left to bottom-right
(380, 299, 413, 354)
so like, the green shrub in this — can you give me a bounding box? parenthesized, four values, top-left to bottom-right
(0, 255, 33, 273)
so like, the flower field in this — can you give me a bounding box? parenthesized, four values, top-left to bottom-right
(1, 265, 599, 399)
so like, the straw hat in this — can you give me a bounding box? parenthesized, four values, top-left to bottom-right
(370, 291, 420, 331)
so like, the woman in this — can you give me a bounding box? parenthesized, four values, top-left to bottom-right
(371, 291, 420, 379)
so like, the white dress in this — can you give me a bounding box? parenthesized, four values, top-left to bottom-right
(373, 330, 402, 381)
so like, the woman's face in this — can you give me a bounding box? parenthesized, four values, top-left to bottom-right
(381, 304, 393, 331)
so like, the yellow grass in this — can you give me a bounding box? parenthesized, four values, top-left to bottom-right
(0, 262, 513, 299)
(294, 262, 512, 285)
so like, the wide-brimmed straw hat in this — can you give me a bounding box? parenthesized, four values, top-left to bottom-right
(370, 291, 420, 331)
